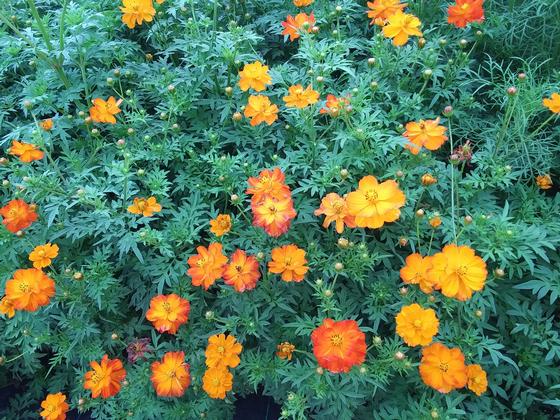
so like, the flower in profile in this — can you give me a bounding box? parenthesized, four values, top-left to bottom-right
(40, 119, 54, 131)
(281, 12, 316, 41)
(429, 215, 442, 228)
(210, 214, 232, 237)
(448, 0, 484, 28)
(151, 351, 191, 397)
(40, 392, 69, 420)
(246, 168, 291, 202)
(536, 174, 553, 190)
(400, 254, 437, 294)
(5, 268, 55, 312)
(146, 294, 190, 334)
(29, 243, 59, 269)
(120, 0, 156, 29)
(319, 94, 350, 117)
(421, 174, 437, 186)
(367, 0, 408, 26)
(0, 297, 15, 318)
(127, 196, 162, 217)
(268, 244, 309, 282)
(346, 175, 406, 229)
(223, 250, 261, 292)
(244, 95, 279, 126)
(251, 196, 297, 237)
(427, 244, 487, 301)
(543, 92, 560, 113)
(8, 140, 44, 163)
(419, 342, 467, 393)
(395, 303, 439, 346)
(238, 61, 272, 92)
(314, 193, 356, 233)
(403, 118, 448, 155)
(293, 0, 313, 7)
(126, 338, 152, 363)
(382, 11, 422, 46)
(466, 364, 488, 396)
(202, 367, 233, 399)
(83, 355, 127, 399)
(89, 96, 122, 124)
(311, 318, 367, 373)
(205, 333, 243, 369)
(187, 243, 228, 289)
(0, 199, 38, 233)
(283, 84, 320, 109)
(276, 342, 296, 361)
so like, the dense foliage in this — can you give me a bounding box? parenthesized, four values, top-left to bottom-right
(1, 0, 559, 419)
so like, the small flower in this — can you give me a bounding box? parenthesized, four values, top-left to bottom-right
(146, 294, 190, 334)
(281, 12, 316, 41)
(187, 243, 228, 289)
(0, 297, 15, 319)
(367, 0, 408, 26)
(447, 0, 485, 28)
(283, 84, 320, 109)
(293, 0, 313, 6)
(314, 193, 356, 233)
(89, 96, 122, 123)
(421, 174, 437, 186)
(246, 168, 291, 202)
(319, 94, 350, 116)
(382, 11, 422, 47)
(429, 215, 442, 228)
(276, 342, 296, 360)
(29, 243, 59, 269)
(400, 253, 437, 294)
(5, 268, 55, 312)
(151, 351, 191, 397)
(205, 333, 243, 369)
(127, 197, 162, 217)
(543, 92, 560, 113)
(120, 0, 156, 29)
(210, 214, 232, 237)
(395, 303, 439, 346)
(126, 338, 152, 363)
(243, 95, 279, 126)
(8, 140, 44, 163)
(83, 355, 127, 399)
(252, 196, 297, 237)
(40, 119, 54, 131)
(268, 244, 309, 282)
(419, 343, 467, 393)
(40, 392, 69, 420)
(223, 249, 261, 292)
(536, 174, 553, 190)
(238, 61, 272, 92)
(466, 364, 488, 396)
(403, 118, 448, 155)
(202, 367, 233, 399)
(0, 199, 38, 233)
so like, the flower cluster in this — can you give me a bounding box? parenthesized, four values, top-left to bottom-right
(202, 334, 242, 399)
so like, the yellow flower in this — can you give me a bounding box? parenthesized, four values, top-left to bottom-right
(238, 61, 272, 92)
(429, 215, 442, 228)
(210, 214, 232, 236)
(293, 0, 313, 6)
(120, 0, 156, 29)
(536, 174, 553, 190)
(466, 364, 488, 396)
(29, 243, 59, 269)
(127, 197, 162, 217)
(0, 297, 15, 318)
(395, 303, 439, 346)
(283, 84, 320, 109)
(543, 93, 560, 113)
(382, 11, 422, 47)
(202, 367, 233, 399)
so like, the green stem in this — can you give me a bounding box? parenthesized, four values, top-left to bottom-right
(59, 0, 69, 50)
(448, 119, 457, 242)
(528, 113, 557, 139)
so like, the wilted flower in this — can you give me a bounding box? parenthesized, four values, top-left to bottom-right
(127, 338, 152, 363)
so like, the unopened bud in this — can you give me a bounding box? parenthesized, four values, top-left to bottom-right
(494, 268, 505, 278)
(464, 215, 473, 224)
(367, 57, 376, 67)
(338, 237, 349, 248)
(394, 351, 405, 360)
(334, 262, 344, 272)
(73, 272, 83, 280)
(507, 86, 517, 96)
(416, 209, 425, 218)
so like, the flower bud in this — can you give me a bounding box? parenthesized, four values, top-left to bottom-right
(106, 77, 114, 85)
(399, 287, 408, 295)
(464, 215, 473, 224)
(230, 194, 240, 203)
(316, 367, 324, 375)
(23, 100, 32, 109)
(367, 57, 376, 67)
(315, 279, 323, 286)
(494, 268, 505, 278)
(331, 29, 338, 36)
(359, 366, 367, 374)
(507, 86, 517, 96)
(459, 39, 468, 48)
(340, 168, 349, 179)
(398, 237, 408, 247)
(114, 69, 121, 76)
(111, 333, 119, 340)
(370, 81, 378, 91)
(428, 295, 436, 303)
(372, 336, 382, 345)
(324, 289, 333, 298)
(73, 272, 83, 280)
(167, 84, 175, 92)
(311, 26, 320, 33)
(438, 38, 447, 47)
(394, 351, 405, 360)
(225, 86, 233, 96)
(334, 262, 344, 272)
(91, 128, 99, 135)
(443, 105, 453, 117)
(2, 180, 9, 187)
(127, 128, 135, 135)
(316, 76, 324, 83)
(117, 139, 126, 147)
(416, 209, 425, 218)
(423, 69, 433, 79)
(396, 170, 404, 178)
(0, 158, 8, 166)
(475, 310, 483, 318)
(337, 237, 349, 248)
(431, 410, 439, 419)
(421, 174, 437, 186)
(205, 311, 214, 320)
(418, 37, 426, 48)
(256, 252, 265, 261)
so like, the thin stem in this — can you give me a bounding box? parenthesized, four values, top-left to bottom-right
(448, 119, 457, 242)
(528, 113, 557, 139)
(59, 0, 69, 50)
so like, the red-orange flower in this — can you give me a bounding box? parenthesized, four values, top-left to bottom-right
(311, 318, 367, 373)
(268, 244, 309, 282)
(314, 193, 356, 234)
(9, 140, 44, 162)
(419, 343, 467, 393)
(319, 94, 350, 116)
(40, 119, 54, 131)
(5, 268, 55, 312)
(0, 199, 38, 233)
(83, 355, 127, 399)
(40, 392, 69, 420)
(150, 351, 191, 397)
(89, 97, 122, 124)
(223, 249, 261, 292)
(448, 0, 484, 28)
(403, 118, 448, 155)
(246, 168, 291, 202)
(281, 12, 315, 41)
(187, 243, 228, 289)
(252, 196, 297, 237)
(146, 294, 190, 334)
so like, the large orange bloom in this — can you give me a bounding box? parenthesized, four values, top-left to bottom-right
(187, 243, 228, 289)
(246, 168, 291, 202)
(314, 192, 356, 234)
(427, 244, 487, 301)
(5, 268, 55, 312)
(202, 367, 233, 399)
(311, 319, 367, 373)
(89, 96, 122, 124)
(403, 118, 448, 155)
(382, 11, 422, 47)
(40, 392, 69, 420)
(419, 343, 467, 393)
(400, 253, 437, 294)
(238, 61, 272, 92)
(120, 0, 156, 29)
(466, 364, 488, 396)
(29, 243, 59, 269)
(268, 244, 309, 282)
(283, 84, 320, 109)
(9, 140, 44, 162)
(146, 294, 190, 334)
(223, 250, 261, 292)
(0, 199, 38, 233)
(127, 196, 162, 217)
(395, 303, 439, 346)
(448, 0, 484, 28)
(346, 175, 406, 228)
(252, 196, 296, 237)
(367, 0, 408, 26)
(281, 12, 315, 41)
(83, 355, 127, 399)
(205, 333, 243, 369)
(244, 95, 279, 126)
(150, 351, 191, 397)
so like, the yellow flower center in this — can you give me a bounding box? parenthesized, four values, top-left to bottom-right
(461, 3, 470, 10)
(217, 346, 225, 354)
(330, 334, 343, 347)
(268, 205, 278, 214)
(439, 362, 449, 372)
(364, 189, 378, 202)
(473, 377, 481, 384)
(162, 301, 172, 313)
(90, 371, 106, 385)
(235, 265, 243, 273)
(8, 208, 17, 218)
(284, 257, 292, 267)
(196, 258, 207, 267)
(332, 201, 345, 214)
(456, 265, 468, 277)
(19, 281, 30, 293)
(38, 249, 46, 257)
(211, 377, 221, 386)
(413, 319, 422, 328)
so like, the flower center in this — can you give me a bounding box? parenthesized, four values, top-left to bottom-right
(333, 202, 344, 214)
(162, 301, 172, 314)
(196, 258, 207, 267)
(136, 199, 147, 210)
(413, 319, 422, 328)
(473, 377, 481, 384)
(439, 362, 449, 372)
(330, 334, 343, 347)
(211, 377, 221, 386)
(19, 281, 30, 293)
(38, 250, 46, 257)
(456, 265, 468, 277)
(8, 209, 17, 218)
(91, 371, 106, 385)
(217, 346, 225, 354)
(365, 189, 378, 202)
(235, 265, 243, 273)
(268, 205, 278, 214)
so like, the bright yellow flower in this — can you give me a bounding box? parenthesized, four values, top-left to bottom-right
(395, 303, 439, 346)
(127, 196, 162, 217)
(244, 95, 279, 126)
(29, 243, 59, 269)
(283, 84, 320, 109)
(543, 93, 560, 113)
(238, 61, 272, 92)
(382, 11, 422, 47)
(120, 0, 156, 29)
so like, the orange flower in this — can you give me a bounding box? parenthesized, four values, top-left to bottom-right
(251, 196, 297, 237)
(150, 351, 191, 397)
(89, 96, 122, 124)
(268, 244, 309, 282)
(5, 268, 55, 312)
(419, 342, 467, 393)
(223, 250, 261, 292)
(210, 214, 232, 237)
(146, 294, 190, 334)
(29, 243, 59, 269)
(238, 61, 272, 92)
(429, 215, 442, 228)
(293, 0, 313, 6)
(448, 0, 484, 28)
(281, 12, 316, 41)
(466, 364, 488, 396)
(346, 175, 406, 229)
(246, 168, 291, 202)
(276, 342, 296, 360)
(202, 367, 233, 399)
(0, 297, 15, 318)
(205, 333, 243, 369)
(314, 193, 356, 233)
(83, 355, 127, 399)
(536, 174, 553, 190)
(382, 11, 422, 46)
(243, 95, 279, 126)
(403, 118, 448, 155)
(319, 94, 350, 116)
(395, 303, 439, 346)
(40, 119, 54, 131)
(427, 244, 487, 301)
(127, 196, 162, 217)
(367, 0, 408, 26)
(0, 199, 38, 233)
(421, 174, 437, 186)
(283, 84, 320, 109)
(120, 0, 156, 29)
(187, 243, 228, 289)
(40, 392, 69, 420)
(400, 253, 437, 294)
(543, 92, 560, 113)
(8, 140, 44, 163)
(311, 318, 367, 373)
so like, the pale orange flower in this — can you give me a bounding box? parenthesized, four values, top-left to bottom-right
(293, 0, 313, 6)
(268, 244, 309, 282)
(400, 253, 437, 294)
(429, 215, 442, 228)
(40, 118, 54, 131)
(543, 93, 560, 113)
(238, 61, 272, 92)
(403, 118, 448, 154)
(314, 193, 356, 233)
(244, 95, 279, 126)
(127, 196, 162, 217)
(466, 364, 488, 396)
(395, 303, 439, 346)
(281, 12, 316, 41)
(283, 84, 320, 109)
(202, 367, 233, 399)
(8, 140, 44, 163)
(367, 0, 408, 26)
(29, 243, 59, 269)
(89, 97, 122, 124)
